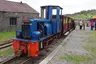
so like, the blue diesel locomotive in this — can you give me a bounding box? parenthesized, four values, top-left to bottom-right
(12, 5, 74, 57)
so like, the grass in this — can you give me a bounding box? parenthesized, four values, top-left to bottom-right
(83, 31, 96, 53)
(0, 46, 14, 57)
(87, 38, 96, 43)
(0, 32, 15, 42)
(88, 31, 96, 37)
(86, 31, 96, 43)
(83, 44, 96, 53)
(60, 53, 92, 64)
(83, 31, 96, 63)
(60, 31, 96, 64)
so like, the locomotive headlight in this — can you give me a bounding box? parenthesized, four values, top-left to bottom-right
(23, 20, 29, 23)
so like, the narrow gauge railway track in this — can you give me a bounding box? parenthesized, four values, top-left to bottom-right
(1, 31, 71, 64)
(1, 56, 31, 64)
(0, 41, 12, 49)
(0, 40, 11, 46)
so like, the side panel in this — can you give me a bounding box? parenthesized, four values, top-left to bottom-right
(44, 23, 52, 35)
(52, 21, 57, 34)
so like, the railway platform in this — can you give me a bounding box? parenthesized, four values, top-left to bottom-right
(39, 27, 95, 64)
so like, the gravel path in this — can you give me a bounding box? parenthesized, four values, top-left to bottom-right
(47, 27, 90, 64)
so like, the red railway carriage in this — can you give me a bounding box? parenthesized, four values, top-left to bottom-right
(62, 16, 74, 33)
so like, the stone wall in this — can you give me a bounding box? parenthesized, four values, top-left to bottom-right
(0, 12, 39, 31)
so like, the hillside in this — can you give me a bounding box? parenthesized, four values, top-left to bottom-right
(66, 9, 96, 20)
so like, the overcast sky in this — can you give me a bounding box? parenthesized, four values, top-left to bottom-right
(8, 0, 96, 14)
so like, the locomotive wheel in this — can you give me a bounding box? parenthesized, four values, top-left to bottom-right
(15, 50, 24, 57)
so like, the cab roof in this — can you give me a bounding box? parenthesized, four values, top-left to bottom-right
(41, 5, 63, 9)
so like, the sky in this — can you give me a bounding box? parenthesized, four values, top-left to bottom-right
(8, 0, 96, 14)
